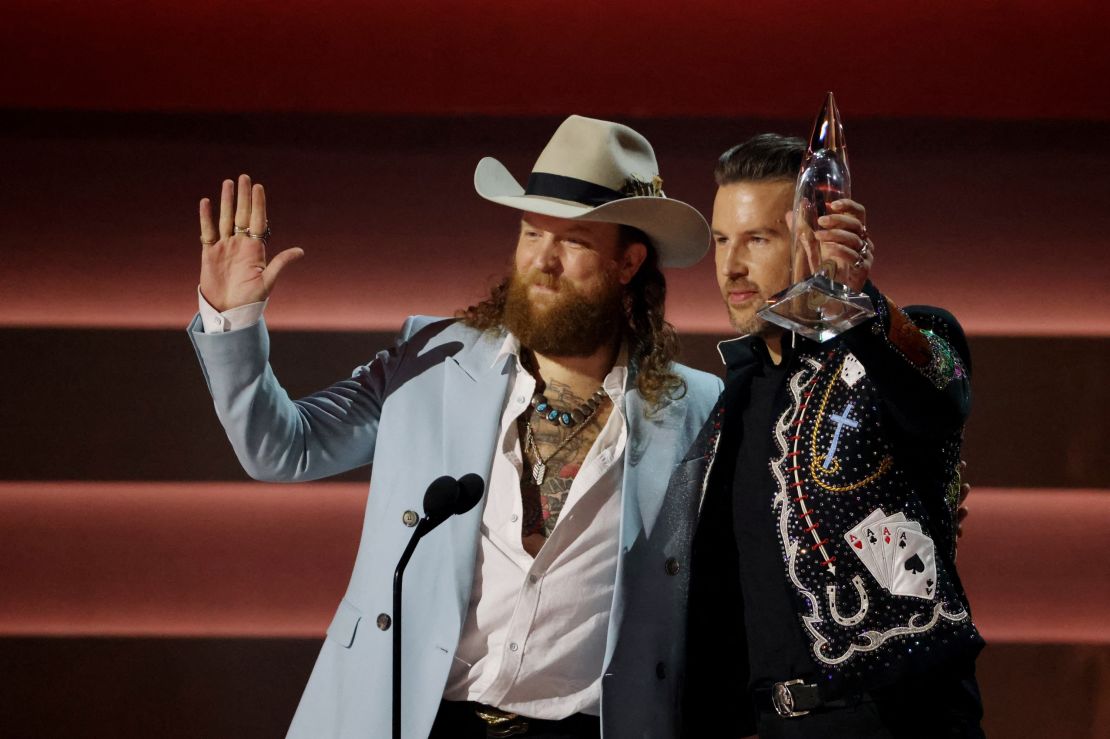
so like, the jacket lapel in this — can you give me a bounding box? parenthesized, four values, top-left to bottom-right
(602, 387, 687, 672)
(438, 329, 512, 615)
(621, 390, 688, 544)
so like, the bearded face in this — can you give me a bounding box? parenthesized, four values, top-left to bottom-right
(502, 265, 625, 357)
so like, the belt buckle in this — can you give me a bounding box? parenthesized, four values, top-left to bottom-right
(474, 705, 530, 738)
(772, 679, 812, 718)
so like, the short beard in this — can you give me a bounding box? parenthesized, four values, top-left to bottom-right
(728, 307, 771, 337)
(502, 268, 624, 357)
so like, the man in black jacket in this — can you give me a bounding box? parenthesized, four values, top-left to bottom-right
(683, 135, 985, 738)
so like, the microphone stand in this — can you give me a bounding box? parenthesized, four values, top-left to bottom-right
(390, 473, 483, 739)
(393, 527, 424, 739)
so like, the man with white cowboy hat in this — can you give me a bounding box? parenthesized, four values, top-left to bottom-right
(189, 115, 722, 738)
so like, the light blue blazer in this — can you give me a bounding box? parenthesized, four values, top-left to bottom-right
(189, 315, 722, 738)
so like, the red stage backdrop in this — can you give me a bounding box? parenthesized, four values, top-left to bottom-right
(1, 2, 1108, 737)
(1, 0, 1108, 119)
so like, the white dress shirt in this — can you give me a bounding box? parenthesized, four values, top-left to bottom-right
(442, 334, 626, 718)
(198, 292, 628, 718)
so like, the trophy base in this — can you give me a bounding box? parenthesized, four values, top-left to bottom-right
(757, 275, 876, 343)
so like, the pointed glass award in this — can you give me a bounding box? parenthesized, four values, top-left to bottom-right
(757, 92, 875, 342)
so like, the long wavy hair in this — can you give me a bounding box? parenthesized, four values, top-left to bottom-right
(457, 226, 686, 411)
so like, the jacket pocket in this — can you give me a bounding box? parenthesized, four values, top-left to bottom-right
(325, 598, 363, 649)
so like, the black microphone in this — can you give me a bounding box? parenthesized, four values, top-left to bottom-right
(413, 475, 463, 537)
(413, 473, 485, 538)
(454, 472, 485, 513)
(393, 474, 485, 739)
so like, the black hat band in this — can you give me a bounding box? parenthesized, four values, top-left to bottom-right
(524, 172, 626, 207)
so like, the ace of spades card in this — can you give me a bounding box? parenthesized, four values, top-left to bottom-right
(890, 527, 938, 600)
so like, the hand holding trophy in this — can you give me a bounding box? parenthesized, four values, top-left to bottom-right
(758, 92, 876, 341)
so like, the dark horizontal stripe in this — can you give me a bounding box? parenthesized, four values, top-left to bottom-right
(1, 328, 1105, 488)
(0, 637, 313, 739)
(525, 172, 625, 206)
(0, 637, 1103, 739)
(5, 110, 1107, 165)
(0, 327, 390, 484)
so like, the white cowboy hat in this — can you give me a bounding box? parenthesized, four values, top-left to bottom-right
(474, 115, 710, 268)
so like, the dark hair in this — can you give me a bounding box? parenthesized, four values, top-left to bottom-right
(616, 225, 686, 410)
(456, 225, 685, 411)
(714, 133, 805, 186)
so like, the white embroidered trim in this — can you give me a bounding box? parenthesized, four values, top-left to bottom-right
(828, 576, 869, 627)
(773, 358, 832, 569)
(773, 358, 970, 667)
(805, 601, 970, 666)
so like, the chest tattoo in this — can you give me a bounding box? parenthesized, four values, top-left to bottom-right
(518, 379, 610, 554)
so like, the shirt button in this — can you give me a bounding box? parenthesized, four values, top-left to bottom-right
(511, 514, 519, 523)
(517, 395, 527, 404)
(376, 613, 392, 631)
(509, 642, 519, 652)
(665, 558, 681, 576)
(401, 510, 419, 527)
(528, 574, 539, 584)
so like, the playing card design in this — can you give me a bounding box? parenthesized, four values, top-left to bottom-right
(879, 518, 920, 583)
(772, 345, 978, 676)
(840, 353, 866, 387)
(845, 510, 935, 599)
(891, 528, 937, 600)
(863, 524, 888, 587)
(844, 508, 887, 585)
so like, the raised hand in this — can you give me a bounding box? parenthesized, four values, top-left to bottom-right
(198, 174, 304, 312)
(815, 198, 873, 293)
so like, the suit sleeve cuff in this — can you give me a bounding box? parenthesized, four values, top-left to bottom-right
(197, 286, 268, 334)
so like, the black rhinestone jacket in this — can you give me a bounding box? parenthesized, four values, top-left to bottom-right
(689, 281, 985, 706)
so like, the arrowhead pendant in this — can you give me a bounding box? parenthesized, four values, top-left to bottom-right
(532, 461, 546, 485)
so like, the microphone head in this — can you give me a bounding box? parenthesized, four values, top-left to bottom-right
(422, 475, 461, 521)
(454, 474, 485, 515)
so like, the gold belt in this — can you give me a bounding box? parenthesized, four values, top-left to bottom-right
(473, 705, 531, 738)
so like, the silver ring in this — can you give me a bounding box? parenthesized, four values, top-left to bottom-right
(854, 238, 871, 269)
(233, 225, 250, 235)
(247, 227, 272, 242)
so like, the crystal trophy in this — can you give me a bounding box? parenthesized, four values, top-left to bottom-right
(758, 92, 875, 342)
